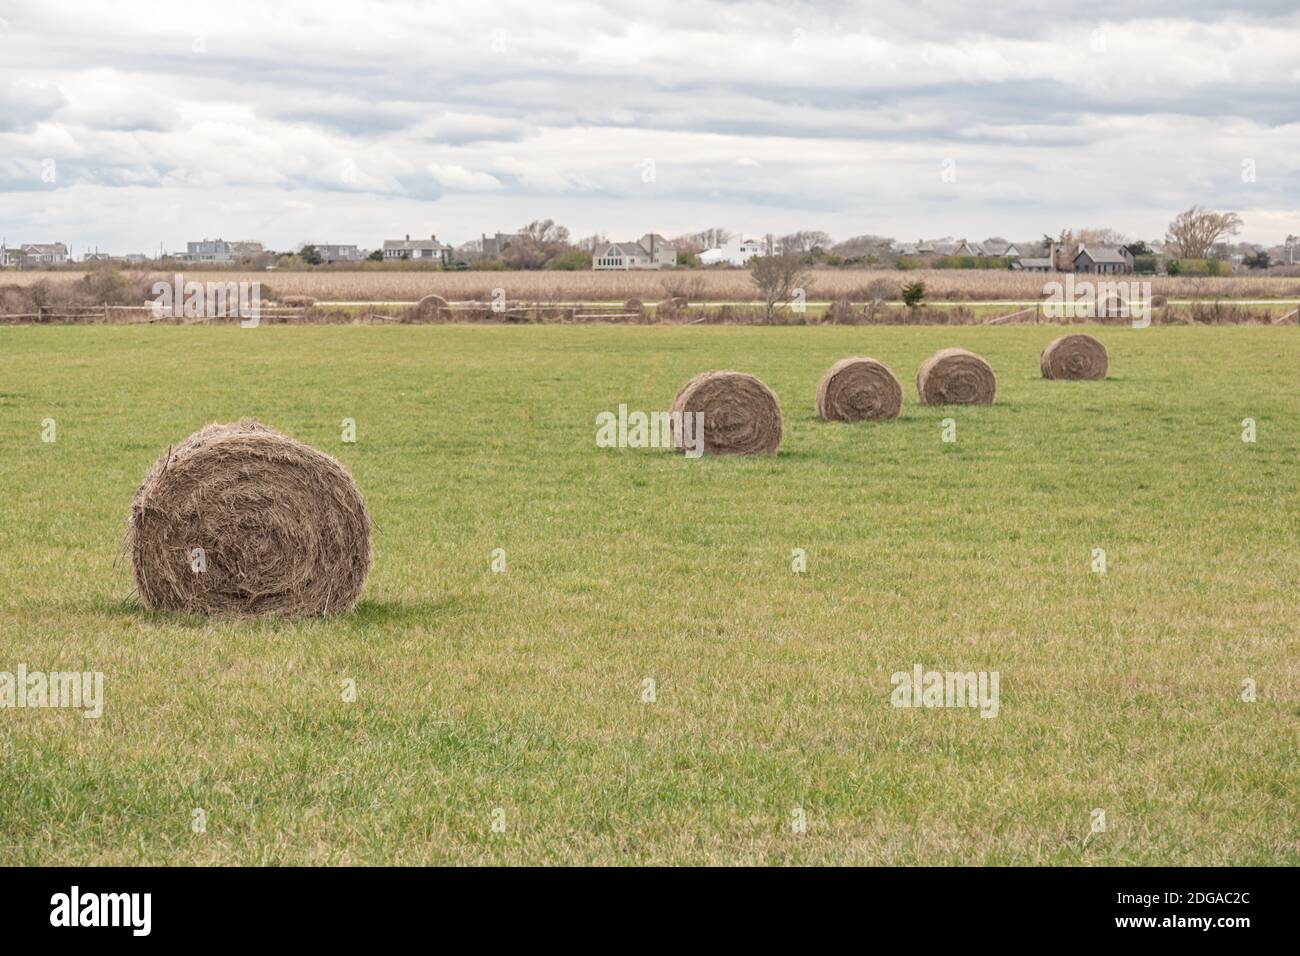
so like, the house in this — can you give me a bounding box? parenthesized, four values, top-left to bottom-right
(980, 240, 1022, 258)
(383, 233, 453, 265)
(1073, 246, 1133, 274)
(1013, 257, 1054, 272)
(479, 232, 520, 258)
(8, 242, 70, 266)
(895, 238, 984, 257)
(592, 233, 676, 270)
(314, 244, 365, 264)
(183, 239, 234, 263)
(699, 237, 768, 267)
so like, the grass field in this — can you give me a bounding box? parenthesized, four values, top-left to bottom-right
(0, 324, 1297, 865)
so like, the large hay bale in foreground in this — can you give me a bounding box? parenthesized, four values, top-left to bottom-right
(1040, 333, 1108, 380)
(127, 420, 371, 615)
(916, 348, 996, 405)
(670, 371, 782, 455)
(816, 357, 902, 422)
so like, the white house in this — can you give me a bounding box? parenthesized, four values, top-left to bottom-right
(4, 242, 69, 266)
(383, 233, 453, 265)
(592, 233, 676, 270)
(700, 238, 761, 266)
(698, 236, 781, 266)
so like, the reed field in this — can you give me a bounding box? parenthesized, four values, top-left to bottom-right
(0, 322, 1296, 865)
(5, 268, 1300, 305)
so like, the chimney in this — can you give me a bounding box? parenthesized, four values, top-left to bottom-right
(405, 234, 410, 242)
(431, 234, 437, 242)
(1049, 241, 1058, 272)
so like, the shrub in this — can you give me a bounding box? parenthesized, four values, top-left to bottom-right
(543, 250, 592, 271)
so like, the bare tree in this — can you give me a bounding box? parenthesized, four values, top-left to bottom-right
(1075, 227, 1128, 247)
(779, 230, 832, 254)
(673, 227, 733, 254)
(503, 219, 572, 269)
(573, 233, 609, 253)
(750, 253, 812, 321)
(1165, 207, 1243, 259)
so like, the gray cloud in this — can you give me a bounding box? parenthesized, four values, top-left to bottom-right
(0, 1, 1297, 251)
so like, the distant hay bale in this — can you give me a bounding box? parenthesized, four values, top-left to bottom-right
(624, 298, 644, 315)
(1095, 294, 1126, 319)
(407, 294, 449, 323)
(916, 348, 996, 405)
(670, 371, 782, 455)
(127, 419, 371, 615)
(816, 357, 902, 422)
(655, 298, 683, 322)
(279, 295, 316, 308)
(1040, 334, 1109, 380)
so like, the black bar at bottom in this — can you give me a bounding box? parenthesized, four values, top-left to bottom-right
(0, 866, 1282, 942)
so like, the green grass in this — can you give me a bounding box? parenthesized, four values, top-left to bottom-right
(0, 324, 1296, 865)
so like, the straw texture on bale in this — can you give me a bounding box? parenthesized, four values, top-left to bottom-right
(916, 348, 997, 405)
(127, 420, 371, 615)
(670, 371, 782, 455)
(816, 357, 902, 421)
(1040, 333, 1108, 380)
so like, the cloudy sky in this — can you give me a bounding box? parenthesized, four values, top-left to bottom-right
(1, 0, 1298, 254)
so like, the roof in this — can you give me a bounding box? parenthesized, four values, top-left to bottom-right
(384, 238, 448, 250)
(604, 242, 651, 258)
(1075, 245, 1129, 264)
(1016, 257, 1053, 268)
(982, 241, 1019, 256)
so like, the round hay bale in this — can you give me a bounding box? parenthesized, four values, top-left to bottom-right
(816, 357, 902, 422)
(1040, 333, 1108, 380)
(670, 371, 782, 455)
(407, 293, 449, 323)
(916, 348, 996, 405)
(624, 298, 644, 314)
(280, 294, 316, 308)
(127, 419, 371, 615)
(1095, 294, 1126, 319)
(655, 298, 682, 322)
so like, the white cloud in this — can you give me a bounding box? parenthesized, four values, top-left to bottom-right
(425, 162, 503, 191)
(1, 1, 1297, 249)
